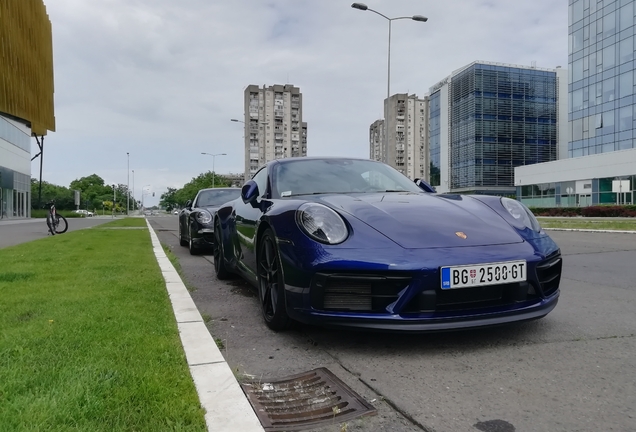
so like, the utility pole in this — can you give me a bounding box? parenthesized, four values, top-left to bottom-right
(127, 152, 130, 215)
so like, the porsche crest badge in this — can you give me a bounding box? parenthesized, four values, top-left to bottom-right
(455, 232, 467, 239)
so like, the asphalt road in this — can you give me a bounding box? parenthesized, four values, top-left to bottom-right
(148, 215, 636, 432)
(0, 216, 117, 249)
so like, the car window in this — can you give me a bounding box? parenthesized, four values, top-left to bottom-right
(251, 168, 269, 198)
(195, 189, 241, 207)
(273, 159, 422, 197)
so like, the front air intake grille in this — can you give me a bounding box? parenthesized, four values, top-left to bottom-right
(323, 283, 372, 310)
(311, 273, 411, 312)
(536, 251, 562, 297)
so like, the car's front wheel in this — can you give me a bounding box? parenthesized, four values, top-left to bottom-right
(257, 228, 290, 331)
(178, 222, 188, 247)
(213, 219, 231, 280)
(188, 227, 199, 255)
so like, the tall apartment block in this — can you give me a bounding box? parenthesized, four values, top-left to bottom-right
(430, 61, 568, 195)
(370, 94, 428, 180)
(516, 0, 636, 207)
(242, 84, 307, 180)
(369, 120, 384, 161)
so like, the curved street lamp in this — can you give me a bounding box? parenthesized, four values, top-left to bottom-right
(201, 153, 227, 188)
(351, 2, 427, 101)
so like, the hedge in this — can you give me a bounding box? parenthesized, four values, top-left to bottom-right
(529, 205, 636, 217)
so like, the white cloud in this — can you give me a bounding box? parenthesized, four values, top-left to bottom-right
(34, 0, 568, 206)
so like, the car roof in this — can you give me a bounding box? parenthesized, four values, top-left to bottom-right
(197, 187, 240, 192)
(271, 156, 380, 166)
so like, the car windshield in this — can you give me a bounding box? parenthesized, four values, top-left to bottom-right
(196, 189, 241, 207)
(273, 159, 423, 197)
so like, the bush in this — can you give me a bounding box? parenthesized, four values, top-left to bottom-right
(529, 205, 636, 217)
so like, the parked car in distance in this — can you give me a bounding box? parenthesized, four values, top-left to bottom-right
(178, 188, 242, 255)
(73, 209, 94, 217)
(173, 209, 179, 215)
(213, 157, 562, 332)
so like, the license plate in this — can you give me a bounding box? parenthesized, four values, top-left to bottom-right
(441, 260, 526, 290)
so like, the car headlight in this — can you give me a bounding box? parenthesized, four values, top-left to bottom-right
(501, 198, 541, 232)
(195, 210, 213, 225)
(296, 203, 348, 244)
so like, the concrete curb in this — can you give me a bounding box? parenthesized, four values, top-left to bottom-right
(145, 220, 264, 432)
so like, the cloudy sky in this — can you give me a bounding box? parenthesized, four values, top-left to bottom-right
(35, 0, 568, 206)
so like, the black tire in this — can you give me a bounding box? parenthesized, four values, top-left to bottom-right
(213, 219, 231, 280)
(188, 227, 199, 255)
(54, 213, 68, 234)
(178, 223, 188, 247)
(257, 228, 290, 331)
(54, 215, 68, 234)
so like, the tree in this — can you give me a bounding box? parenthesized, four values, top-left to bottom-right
(159, 187, 178, 210)
(69, 174, 112, 210)
(160, 171, 231, 208)
(30, 178, 74, 210)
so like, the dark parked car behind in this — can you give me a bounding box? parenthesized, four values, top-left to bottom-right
(178, 188, 241, 254)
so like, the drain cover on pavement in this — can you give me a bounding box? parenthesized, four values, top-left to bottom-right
(240, 367, 377, 431)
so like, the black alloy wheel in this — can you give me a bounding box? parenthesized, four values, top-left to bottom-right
(178, 221, 188, 247)
(257, 228, 290, 331)
(188, 226, 199, 255)
(213, 219, 230, 279)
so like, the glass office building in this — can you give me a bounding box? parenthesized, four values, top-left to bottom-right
(516, 0, 636, 208)
(429, 62, 566, 195)
(569, 0, 636, 156)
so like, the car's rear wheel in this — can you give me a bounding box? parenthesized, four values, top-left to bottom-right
(213, 219, 231, 280)
(257, 228, 290, 331)
(178, 222, 188, 247)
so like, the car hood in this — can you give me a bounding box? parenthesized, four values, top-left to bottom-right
(312, 193, 523, 249)
(199, 205, 221, 213)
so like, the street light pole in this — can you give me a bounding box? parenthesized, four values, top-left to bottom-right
(351, 3, 427, 102)
(132, 169, 135, 211)
(127, 152, 130, 216)
(201, 153, 227, 188)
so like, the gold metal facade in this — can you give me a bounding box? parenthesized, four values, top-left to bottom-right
(0, 0, 55, 135)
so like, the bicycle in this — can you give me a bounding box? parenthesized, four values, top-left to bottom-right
(46, 200, 68, 235)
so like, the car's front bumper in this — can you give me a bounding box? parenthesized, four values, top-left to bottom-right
(192, 228, 215, 249)
(287, 292, 559, 332)
(278, 240, 562, 332)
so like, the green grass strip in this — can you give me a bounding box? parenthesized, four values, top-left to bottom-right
(0, 224, 206, 431)
(96, 217, 149, 228)
(537, 218, 636, 231)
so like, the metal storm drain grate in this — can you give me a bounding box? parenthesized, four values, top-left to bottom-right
(240, 367, 377, 431)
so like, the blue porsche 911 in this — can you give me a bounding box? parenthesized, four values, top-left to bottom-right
(213, 157, 562, 332)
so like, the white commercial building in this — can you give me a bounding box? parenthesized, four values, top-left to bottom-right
(0, 116, 33, 218)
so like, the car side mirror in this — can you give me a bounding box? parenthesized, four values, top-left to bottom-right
(241, 180, 259, 205)
(185, 200, 192, 209)
(415, 179, 436, 193)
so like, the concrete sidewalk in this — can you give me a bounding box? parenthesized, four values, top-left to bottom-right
(145, 219, 264, 432)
